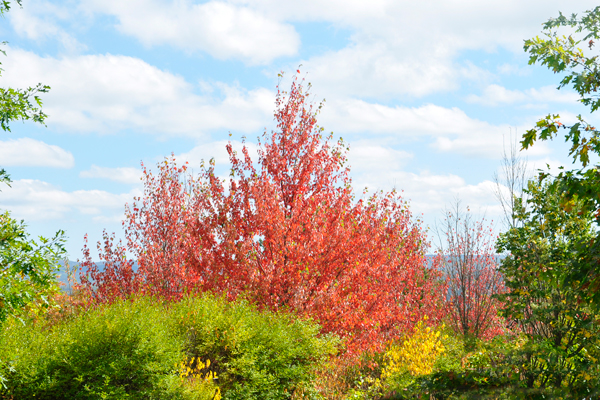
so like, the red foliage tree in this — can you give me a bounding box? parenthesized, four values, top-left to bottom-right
(435, 202, 505, 342)
(80, 73, 445, 353)
(80, 159, 204, 301)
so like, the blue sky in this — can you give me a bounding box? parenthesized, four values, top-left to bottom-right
(0, 0, 598, 259)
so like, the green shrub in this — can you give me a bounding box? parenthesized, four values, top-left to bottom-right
(169, 294, 339, 400)
(0, 210, 66, 324)
(396, 333, 600, 399)
(0, 297, 187, 399)
(0, 293, 337, 400)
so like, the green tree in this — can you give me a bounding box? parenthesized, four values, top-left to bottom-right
(0, 169, 8, 187)
(0, 0, 50, 184)
(0, 0, 49, 135)
(0, 211, 65, 322)
(496, 178, 600, 392)
(521, 6, 600, 302)
(0, 0, 62, 323)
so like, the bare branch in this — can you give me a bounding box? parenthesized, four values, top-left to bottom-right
(493, 129, 531, 230)
(435, 199, 504, 343)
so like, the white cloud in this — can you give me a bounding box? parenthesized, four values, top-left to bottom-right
(0, 48, 274, 136)
(81, 0, 300, 65)
(299, 42, 461, 98)
(44, 0, 598, 101)
(321, 100, 473, 136)
(176, 140, 260, 168)
(273, 0, 600, 99)
(0, 138, 74, 168)
(247, 0, 598, 30)
(0, 179, 137, 221)
(231, 0, 390, 23)
(351, 168, 502, 226)
(466, 85, 528, 106)
(497, 63, 532, 77)
(319, 99, 552, 159)
(467, 84, 581, 106)
(8, 0, 86, 52)
(65, 0, 594, 99)
(79, 165, 143, 184)
(347, 141, 412, 172)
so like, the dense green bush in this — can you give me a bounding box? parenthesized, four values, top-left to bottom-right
(169, 295, 339, 400)
(0, 293, 338, 400)
(0, 297, 189, 399)
(0, 210, 66, 323)
(394, 332, 600, 399)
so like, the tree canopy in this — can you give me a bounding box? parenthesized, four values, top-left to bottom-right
(0, 0, 61, 322)
(497, 178, 599, 390)
(522, 6, 600, 304)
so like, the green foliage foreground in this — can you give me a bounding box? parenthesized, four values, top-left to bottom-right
(0, 210, 66, 323)
(0, 294, 338, 400)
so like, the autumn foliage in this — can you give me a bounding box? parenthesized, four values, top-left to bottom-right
(81, 159, 202, 302)
(80, 74, 444, 353)
(382, 317, 446, 379)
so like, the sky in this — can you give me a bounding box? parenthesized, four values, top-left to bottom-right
(0, 0, 598, 260)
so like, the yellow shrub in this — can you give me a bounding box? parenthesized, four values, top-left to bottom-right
(178, 357, 221, 400)
(382, 317, 446, 383)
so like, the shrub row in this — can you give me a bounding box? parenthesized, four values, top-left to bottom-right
(0, 293, 338, 400)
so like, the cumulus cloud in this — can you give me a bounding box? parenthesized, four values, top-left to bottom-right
(0, 138, 74, 168)
(467, 84, 581, 106)
(342, 166, 506, 248)
(81, 0, 300, 65)
(20, 0, 599, 100)
(298, 42, 462, 99)
(0, 48, 274, 136)
(8, 0, 86, 52)
(0, 179, 138, 221)
(347, 141, 413, 172)
(350, 167, 502, 227)
(318, 99, 552, 159)
(275, 0, 600, 99)
(62, 0, 595, 99)
(79, 165, 143, 184)
(496, 63, 532, 77)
